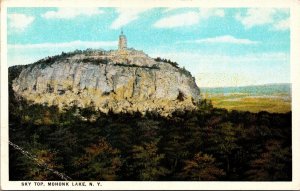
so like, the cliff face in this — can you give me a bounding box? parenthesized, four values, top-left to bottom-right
(12, 49, 200, 115)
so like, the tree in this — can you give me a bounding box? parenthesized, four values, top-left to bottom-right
(246, 140, 291, 180)
(204, 122, 240, 175)
(135, 119, 160, 143)
(177, 91, 186, 101)
(19, 148, 63, 181)
(160, 125, 190, 175)
(179, 152, 225, 180)
(74, 138, 122, 180)
(197, 99, 213, 112)
(128, 139, 169, 180)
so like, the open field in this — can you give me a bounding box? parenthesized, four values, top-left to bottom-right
(201, 84, 291, 113)
(202, 93, 291, 113)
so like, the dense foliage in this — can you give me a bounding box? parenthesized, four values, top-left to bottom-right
(19, 49, 106, 71)
(8, 66, 291, 181)
(154, 57, 179, 68)
(154, 57, 192, 77)
(114, 62, 159, 69)
(9, 100, 291, 181)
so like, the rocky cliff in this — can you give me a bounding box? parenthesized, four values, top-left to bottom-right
(12, 49, 200, 115)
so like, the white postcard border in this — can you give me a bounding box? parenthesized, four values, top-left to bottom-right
(1, 0, 300, 190)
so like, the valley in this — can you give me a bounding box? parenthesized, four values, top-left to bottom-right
(201, 84, 291, 113)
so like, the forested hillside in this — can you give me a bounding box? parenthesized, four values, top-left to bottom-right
(9, 96, 291, 181)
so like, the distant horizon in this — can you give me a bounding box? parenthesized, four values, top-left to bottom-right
(8, 46, 291, 88)
(7, 7, 290, 87)
(200, 82, 291, 89)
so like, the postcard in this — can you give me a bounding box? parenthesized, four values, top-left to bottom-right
(1, 0, 300, 190)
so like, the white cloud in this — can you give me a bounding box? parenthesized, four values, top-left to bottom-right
(180, 35, 259, 45)
(235, 8, 289, 31)
(9, 40, 117, 49)
(197, 72, 252, 88)
(199, 8, 225, 18)
(110, 8, 151, 29)
(42, 8, 103, 19)
(235, 8, 276, 28)
(163, 8, 180, 13)
(154, 52, 289, 65)
(154, 11, 199, 28)
(273, 18, 289, 31)
(8, 40, 118, 66)
(154, 8, 224, 28)
(8, 13, 35, 31)
(8, 55, 38, 67)
(149, 51, 289, 87)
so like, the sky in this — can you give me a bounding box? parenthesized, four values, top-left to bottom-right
(7, 7, 290, 87)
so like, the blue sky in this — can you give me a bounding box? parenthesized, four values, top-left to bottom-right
(7, 7, 290, 87)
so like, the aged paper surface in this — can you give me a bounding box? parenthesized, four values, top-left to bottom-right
(1, 0, 300, 190)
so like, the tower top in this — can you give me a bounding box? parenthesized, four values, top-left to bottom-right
(118, 30, 127, 50)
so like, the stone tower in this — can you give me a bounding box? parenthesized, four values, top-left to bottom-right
(118, 30, 127, 50)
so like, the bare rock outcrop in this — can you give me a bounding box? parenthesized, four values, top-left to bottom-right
(12, 49, 200, 115)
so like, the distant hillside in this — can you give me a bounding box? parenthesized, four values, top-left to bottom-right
(201, 83, 291, 96)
